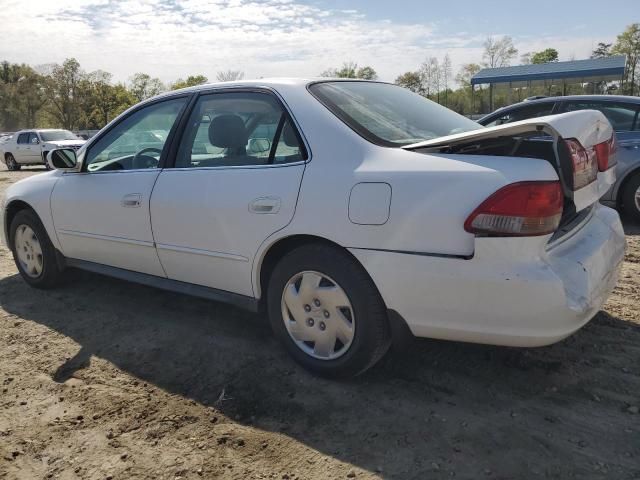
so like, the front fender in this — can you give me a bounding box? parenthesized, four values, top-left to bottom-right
(1, 171, 62, 250)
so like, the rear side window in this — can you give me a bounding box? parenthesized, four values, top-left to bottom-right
(309, 81, 480, 147)
(563, 101, 639, 131)
(17, 133, 29, 144)
(483, 102, 556, 127)
(175, 91, 306, 168)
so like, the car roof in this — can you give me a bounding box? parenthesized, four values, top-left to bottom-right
(167, 77, 372, 93)
(149, 77, 386, 100)
(118, 78, 390, 119)
(482, 94, 640, 120)
(14, 128, 71, 133)
(499, 94, 639, 110)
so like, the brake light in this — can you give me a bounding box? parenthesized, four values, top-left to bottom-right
(563, 139, 598, 190)
(464, 181, 563, 237)
(594, 135, 617, 171)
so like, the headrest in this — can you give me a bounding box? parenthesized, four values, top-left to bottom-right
(282, 122, 299, 147)
(209, 114, 248, 149)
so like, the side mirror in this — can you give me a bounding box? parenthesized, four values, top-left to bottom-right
(47, 148, 78, 171)
(248, 137, 271, 154)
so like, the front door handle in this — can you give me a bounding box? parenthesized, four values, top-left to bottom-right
(249, 196, 281, 214)
(121, 193, 142, 208)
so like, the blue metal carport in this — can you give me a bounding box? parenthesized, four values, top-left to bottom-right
(471, 56, 626, 111)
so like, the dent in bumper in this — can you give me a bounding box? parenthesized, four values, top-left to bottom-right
(349, 205, 625, 348)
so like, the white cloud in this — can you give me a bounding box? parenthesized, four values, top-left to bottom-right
(0, 0, 611, 85)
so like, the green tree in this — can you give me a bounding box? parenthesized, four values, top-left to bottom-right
(441, 54, 452, 106)
(320, 62, 377, 79)
(612, 23, 640, 95)
(171, 75, 208, 90)
(531, 48, 559, 64)
(395, 71, 423, 94)
(16, 67, 48, 128)
(0, 62, 48, 130)
(356, 66, 377, 80)
(85, 71, 135, 127)
(128, 73, 165, 102)
(216, 70, 244, 82)
(591, 42, 612, 58)
(455, 63, 482, 114)
(45, 58, 87, 130)
(482, 36, 518, 68)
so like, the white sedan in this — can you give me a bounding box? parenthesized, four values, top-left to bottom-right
(0, 79, 626, 377)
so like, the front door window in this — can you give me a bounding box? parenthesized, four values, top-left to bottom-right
(85, 97, 188, 172)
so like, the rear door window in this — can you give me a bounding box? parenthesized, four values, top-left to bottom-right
(175, 91, 306, 168)
(562, 101, 639, 132)
(17, 133, 29, 144)
(483, 102, 556, 127)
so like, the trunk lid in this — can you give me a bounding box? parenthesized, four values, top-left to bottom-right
(403, 110, 615, 213)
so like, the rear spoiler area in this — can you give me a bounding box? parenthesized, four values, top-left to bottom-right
(403, 110, 616, 212)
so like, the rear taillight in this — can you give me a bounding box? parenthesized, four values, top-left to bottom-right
(594, 134, 617, 172)
(464, 181, 563, 237)
(563, 138, 598, 190)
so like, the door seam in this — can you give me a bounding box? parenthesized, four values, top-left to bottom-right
(148, 168, 169, 278)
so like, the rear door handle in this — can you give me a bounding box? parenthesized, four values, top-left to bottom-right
(249, 197, 281, 214)
(121, 193, 142, 208)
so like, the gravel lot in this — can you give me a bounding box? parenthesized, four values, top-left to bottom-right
(1, 167, 639, 480)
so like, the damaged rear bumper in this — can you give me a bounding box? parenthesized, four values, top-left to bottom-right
(350, 204, 625, 347)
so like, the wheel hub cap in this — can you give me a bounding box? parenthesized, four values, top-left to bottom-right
(281, 271, 355, 360)
(14, 225, 43, 278)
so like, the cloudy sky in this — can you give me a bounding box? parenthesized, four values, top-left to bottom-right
(0, 0, 635, 84)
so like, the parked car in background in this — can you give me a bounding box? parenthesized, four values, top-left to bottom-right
(0, 80, 625, 377)
(479, 95, 640, 219)
(0, 134, 13, 153)
(73, 130, 100, 140)
(2, 129, 86, 171)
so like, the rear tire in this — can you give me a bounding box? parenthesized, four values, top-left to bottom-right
(5, 153, 21, 171)
(622, 172, 640, 222)
(9, 209, 64, 289)
(267, 243, 391, 378)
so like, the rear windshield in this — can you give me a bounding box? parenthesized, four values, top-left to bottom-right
(309, 81, 481, 147)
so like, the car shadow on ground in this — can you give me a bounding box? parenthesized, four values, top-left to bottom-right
(0, 262, 639, 478)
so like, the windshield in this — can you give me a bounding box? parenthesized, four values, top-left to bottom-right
(40, 130, 79, 142)
(309, 81, 481, 147)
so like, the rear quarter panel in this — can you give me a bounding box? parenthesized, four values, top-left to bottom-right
(251, 84, 560, 296)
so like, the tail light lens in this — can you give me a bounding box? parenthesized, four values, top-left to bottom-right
(465, 181, 563, 237)
(594, 134, 617, 171)
(563, 139, 598, 190)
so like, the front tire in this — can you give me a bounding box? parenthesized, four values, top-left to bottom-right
(5, 153, 21, 171)
(267, 244, 391, 378)
(10, 209, 64, 289)
(622, 172, 640, 221)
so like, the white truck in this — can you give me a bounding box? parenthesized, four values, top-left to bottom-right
(2, 129, 85, 171)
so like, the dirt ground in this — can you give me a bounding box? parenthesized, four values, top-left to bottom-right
(0, 167, 638, 480)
